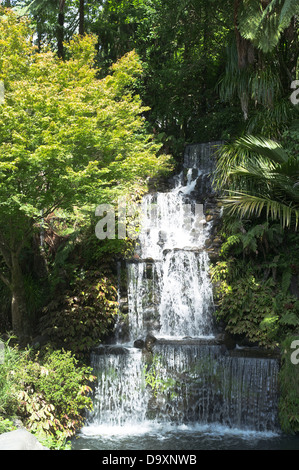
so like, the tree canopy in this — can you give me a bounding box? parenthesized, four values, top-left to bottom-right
(0, 6, 170, 338)
(0, 0, 297, 344)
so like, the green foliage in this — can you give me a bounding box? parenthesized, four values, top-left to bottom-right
(219, 220, 284, 258)
(212, 265, 280, 347)
(238, 0, 299, 53)
(144, 354, 177, 399)
(0, 417, 16, 434)
(211, 211, 299, 346)
(0, 7, 171, 337)
(40, 270, 119, 357)
(0, 339, 95, 448)
(81, 0, 233, 152)
(214, 132, 299, 229)
(278, 336, 299, 434)
(219, 0, 297, 134)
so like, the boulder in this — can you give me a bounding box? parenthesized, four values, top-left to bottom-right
(134, 338, 145, 349)
(145, 334, 157, 352)
(0, 429, 49, 450)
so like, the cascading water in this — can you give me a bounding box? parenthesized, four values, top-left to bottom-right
(87, 346, 150, 432)
(78, 142, 282, 449)
(150, 342, 279, 432)
(126, 147, 216, 340)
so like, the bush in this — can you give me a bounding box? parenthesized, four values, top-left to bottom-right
(211, 260, 291, 347)
(0, 340, 95, 449)
(40, 270, 119, 357)
(279, 336, 299, 434)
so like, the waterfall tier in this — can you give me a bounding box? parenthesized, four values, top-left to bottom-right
(84, 142, 280, 438)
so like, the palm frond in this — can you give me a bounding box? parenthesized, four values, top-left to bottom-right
(222, 191, 299, 229)
(279, 0, 299, 29)
(239, 0, 299, 53)
(233, 135, 289, 164)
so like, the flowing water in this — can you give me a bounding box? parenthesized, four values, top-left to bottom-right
(72, 142, 299, 451)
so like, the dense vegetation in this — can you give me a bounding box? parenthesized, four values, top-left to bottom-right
(0, 0, 298, 446)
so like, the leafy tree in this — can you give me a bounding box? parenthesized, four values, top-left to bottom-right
(214, 130, 299, 229)
(19, 0, 234, 149)
(219, 0, 298, 132)
(97, 0, 233, 146)
(238, 0, 299, 54)
(14, 0, 82, 55)
(0, 8, 171, 339)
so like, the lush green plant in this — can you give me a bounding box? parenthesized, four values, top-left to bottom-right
(0, 338, 22, 416)
(0, 339, 95, 448)
(214, 133, 299, 230)
(211, 220, 299, 348)
(212, 264, 280, 347)
(238, 0, 299, 54)
(0, 7, 171, 339)
(0, 417, 16, 434)
(40, 270, 119, 357)
(219, 219, 285, 259)
(279, 336, 299, 434)
(144, 354, 177, 399)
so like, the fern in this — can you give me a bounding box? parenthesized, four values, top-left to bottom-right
(216, 134, 299, 229)
(280, 311, 299, 326)
(220, 234, 242, 256)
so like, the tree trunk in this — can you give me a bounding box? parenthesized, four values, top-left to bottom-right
(79, 0, 85, 36)
(234, 0, 255, 70)
(57, 0, 66, 59)
(10, 253, 29, 340)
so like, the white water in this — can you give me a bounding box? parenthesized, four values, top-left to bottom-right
(87, 347, 150, 428)
(127, 154, 215, 340)
(80, 142, 281, 446)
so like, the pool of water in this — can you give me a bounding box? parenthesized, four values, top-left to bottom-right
(71, 422, 299, 451)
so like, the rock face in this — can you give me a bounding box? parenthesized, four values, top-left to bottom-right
(0, 429, 49, 450)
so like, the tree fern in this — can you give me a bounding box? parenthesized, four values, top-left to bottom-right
(239, 0, 299, 53)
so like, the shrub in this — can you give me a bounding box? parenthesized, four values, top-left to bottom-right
(279, 336, 299, 434)
(14, 349, 95, 440)
(0, 340, 95, 449)
(40, 270, 119, 357)
(211, 262, 281, 347)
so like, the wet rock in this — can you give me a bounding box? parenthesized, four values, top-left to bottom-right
(145, 334, 157, 352)
(215, 332, 236, 350)
(134, 339, 145, 349)
(93, 345, 130, 355)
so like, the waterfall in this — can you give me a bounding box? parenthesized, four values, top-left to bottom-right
(126, 142, 217, 340)
(87, 346, 150, 431)
(150, 342, 279, 432)
(83, 142, 280, 439)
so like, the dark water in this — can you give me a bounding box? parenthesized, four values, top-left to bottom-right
(71, 423, 299, 450)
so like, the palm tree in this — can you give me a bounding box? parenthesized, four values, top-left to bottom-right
(214, 133, 299, 229)
(238, 0, 299, 54)
(219, 0, 298, 129)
